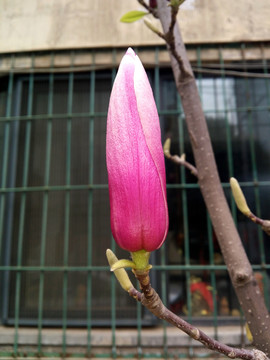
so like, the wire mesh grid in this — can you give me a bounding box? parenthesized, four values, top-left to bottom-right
(0, 43, 270, 359)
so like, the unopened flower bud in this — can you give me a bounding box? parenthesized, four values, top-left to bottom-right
(106, 48, 169, 252)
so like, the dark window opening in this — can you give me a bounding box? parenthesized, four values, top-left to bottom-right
(0, 64, 270, 326)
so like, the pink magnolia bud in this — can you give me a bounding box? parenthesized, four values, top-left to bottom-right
(106, 48, 169, 252)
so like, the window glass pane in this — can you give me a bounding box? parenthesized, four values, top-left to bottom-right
(3, 65, 270, 327)
(160, 70, 270, 319)
(72, 74, 90, 113)
(234, 78, 270, 181)
(6, 73, 147, 326)
(0, 77, 8, 116)
(94, 117, 107, 184)
(53, 79, 68, 114)
(0, 77, 8, 189)
(95, 74, 111, 112)
(70, 117, 89, 185)
(93, 75, 112, 184)
(33, 79, 49, 115)
(49, 118, 67, 186)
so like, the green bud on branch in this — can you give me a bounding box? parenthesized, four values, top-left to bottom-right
(168, 0, 186, 10)
(230, 177, 251, 216)
(144, 18, 163, 37)
(163, 138, 171, 158)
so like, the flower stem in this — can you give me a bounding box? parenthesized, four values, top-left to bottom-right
(131, 250, 151, 271)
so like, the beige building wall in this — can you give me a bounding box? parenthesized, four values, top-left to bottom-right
(0, 0, 270, 54)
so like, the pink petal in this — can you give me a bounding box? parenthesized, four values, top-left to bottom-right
(106, 48, 168, 252)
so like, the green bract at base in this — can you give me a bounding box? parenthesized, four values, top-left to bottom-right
(110, 249, 152, 272)
(106, 249, 134, 292)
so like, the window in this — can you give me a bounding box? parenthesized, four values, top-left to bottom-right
(0, 52, 270, 331)
(161, 72, 270, 318)
(0, 72, 157, 326)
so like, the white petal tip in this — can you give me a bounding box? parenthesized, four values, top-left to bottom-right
(126, 47, 136, 57)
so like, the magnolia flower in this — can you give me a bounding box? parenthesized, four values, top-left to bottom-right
(106, 48, 168, 253)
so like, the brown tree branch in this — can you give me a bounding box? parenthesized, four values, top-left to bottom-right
(163, 5, 192, 80)
(142, 0, 192, 79)
(261, 220, 270, 236)
(166, 153, 198, 176)
(168, 2, 178, 34)
(128, 270, 269, 360)
(154, 0, 270, 354)
(247, 212, 270, 236)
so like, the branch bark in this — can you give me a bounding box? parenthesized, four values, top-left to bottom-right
(107, 250, 269, 359)
(129, 270, 269, 360)
(156, 0, 270, 354)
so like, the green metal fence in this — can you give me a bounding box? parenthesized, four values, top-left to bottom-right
(0, 43, 270, 359)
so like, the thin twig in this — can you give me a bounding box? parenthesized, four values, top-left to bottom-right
(130, 270, 269, 360)
(138, 0, 159, 17)
(128, 286, 142, 301)
(261, 220, 270, 236)
(163, 139, 198, 177)
(168, 3, 178, 34)
(163, 5, 192, 79)
(144, 18, 166, 40)
(247, 212, 270, 236)
(138, 0, 191, 79)
(167, 153, 198, 177)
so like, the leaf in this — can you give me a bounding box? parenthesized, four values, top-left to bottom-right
(120, 10, 148, 23)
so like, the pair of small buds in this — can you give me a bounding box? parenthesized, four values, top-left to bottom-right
(106, 249, 152, 293)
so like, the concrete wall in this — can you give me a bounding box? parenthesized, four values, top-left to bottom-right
(0, 0, 270, 54)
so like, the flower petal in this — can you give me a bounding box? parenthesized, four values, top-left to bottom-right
(106, 48, 168, 252)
